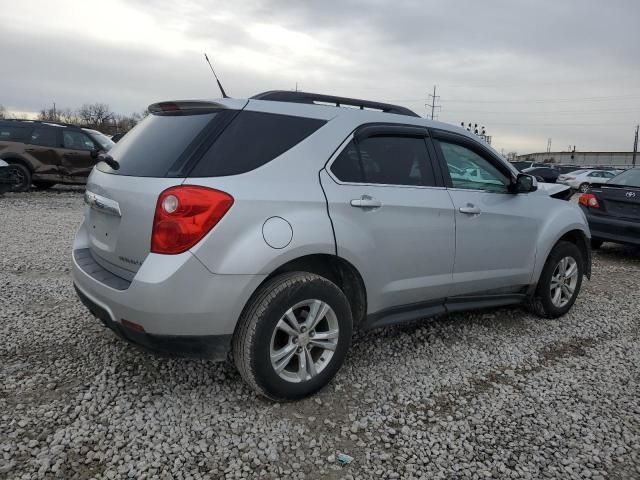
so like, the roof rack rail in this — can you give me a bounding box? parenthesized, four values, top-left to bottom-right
(1, 118, 82, 129)
(251, 90, 420, 118)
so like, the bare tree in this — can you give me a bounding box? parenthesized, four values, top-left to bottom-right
(77, 103, 114, 129)
(33, 103, 143, 134)
(0, 104, 6, 119)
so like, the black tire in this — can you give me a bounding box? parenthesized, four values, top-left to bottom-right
(33, 180, 56, 190)
(528, 241, 584, 319)
(579, 182, 590, 193)
(7, 163, 32, 192)
(233, 272, 353, 401)
(591, 238, 604, 250)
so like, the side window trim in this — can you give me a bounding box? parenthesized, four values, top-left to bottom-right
(327, 127, 445, 189)
(429, 129, 515, 191)
(354, 123, 428, 143)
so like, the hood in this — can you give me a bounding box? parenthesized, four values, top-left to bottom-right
(534, 182, 572, 199)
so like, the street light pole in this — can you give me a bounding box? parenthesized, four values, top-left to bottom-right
(633, 124, 639, 168)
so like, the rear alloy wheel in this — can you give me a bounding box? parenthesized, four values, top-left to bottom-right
(528, 241, 584, 318)
(269, 299, 340, 383)
(579, 182, 590, 193)
(233, 272, 352, 401)
(7, 163, 31, 192)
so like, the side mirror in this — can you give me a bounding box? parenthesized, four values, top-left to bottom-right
(512, 173, 537, 193)
(90, 149, 101, 160)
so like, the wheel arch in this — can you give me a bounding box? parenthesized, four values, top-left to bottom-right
(2, 155, 34, 172)
(535, 227, 592, 285)
(245, 253, 367, 329)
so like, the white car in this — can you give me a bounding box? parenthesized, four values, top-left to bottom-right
(557, 169, 617, 193)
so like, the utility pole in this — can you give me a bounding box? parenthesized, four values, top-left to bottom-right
(633, 125, 639, 167)
(53, 102, 56, 120)
(426, 85, 441, 120)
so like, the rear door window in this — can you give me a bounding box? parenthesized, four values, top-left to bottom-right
(188, 111, 326, 177)
(29, 127, 60, 147)
(331, 136, 437, 187)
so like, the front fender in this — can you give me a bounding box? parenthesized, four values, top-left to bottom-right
(532, 203, 591, 283)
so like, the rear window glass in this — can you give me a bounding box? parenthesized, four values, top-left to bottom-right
(0, 124, 30, 142)
(98, 112, 221, 177)
(188, 111, 326, 177)
(609, 169, 640, 187)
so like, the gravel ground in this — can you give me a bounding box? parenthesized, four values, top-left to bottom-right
(1, 187, 640, 480)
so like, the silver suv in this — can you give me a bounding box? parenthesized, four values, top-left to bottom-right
(72, 91, 591, 400)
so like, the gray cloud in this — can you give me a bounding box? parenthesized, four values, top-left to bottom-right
(1, 0, 639, 153)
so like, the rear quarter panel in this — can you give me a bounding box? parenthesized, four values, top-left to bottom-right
(187, 114, 357, 275)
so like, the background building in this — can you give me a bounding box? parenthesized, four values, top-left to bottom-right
(516, 151, 637, 167)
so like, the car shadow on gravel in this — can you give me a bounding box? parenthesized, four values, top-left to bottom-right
(594, 243, 640, 262)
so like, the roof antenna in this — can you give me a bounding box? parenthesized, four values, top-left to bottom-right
(204, 53, 229, 98)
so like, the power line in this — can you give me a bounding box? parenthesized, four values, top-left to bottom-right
(459, 122, 633, 127)
(442, 108, 640, 115)
(425, 85, 441, 120)
(385, 93, 640, 104)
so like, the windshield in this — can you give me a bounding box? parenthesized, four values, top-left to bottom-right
(85, 129, 115, 151)
(608, 169, 640, 187)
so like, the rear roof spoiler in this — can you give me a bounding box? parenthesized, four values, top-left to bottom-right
(147, 100, 228, 114)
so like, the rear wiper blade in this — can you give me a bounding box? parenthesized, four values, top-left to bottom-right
(98, 153, 120, 170)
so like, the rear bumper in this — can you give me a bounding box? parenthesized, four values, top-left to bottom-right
(72, 238, 266, 353)
(75, 285, 232, 359)
(582, 208, 640, 246)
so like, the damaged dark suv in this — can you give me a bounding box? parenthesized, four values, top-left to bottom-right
(0, 119, 114, 191)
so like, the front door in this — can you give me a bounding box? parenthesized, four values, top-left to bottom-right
(321, 126, 456, 315)
(432, 133, 540, 297)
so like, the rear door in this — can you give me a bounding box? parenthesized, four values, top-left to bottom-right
(26, 126, 62, 177)
(320, 125, 455, 314)
(431, 131, 540, 297)
(60, 129, 98, 179)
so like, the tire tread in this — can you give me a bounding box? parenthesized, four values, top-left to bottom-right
(233, 272, 337, 401)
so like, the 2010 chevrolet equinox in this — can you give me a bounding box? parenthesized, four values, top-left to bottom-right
(73, 91, 591, 400)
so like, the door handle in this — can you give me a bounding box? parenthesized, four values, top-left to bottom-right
(350, 196, 382, 209)
(459, 204, 481, 215)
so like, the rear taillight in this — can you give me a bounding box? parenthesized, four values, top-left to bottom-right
(578, 193, 600, 208)
(151, 186, 233, 254)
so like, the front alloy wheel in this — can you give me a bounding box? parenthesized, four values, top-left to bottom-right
(549, 256, 579, 308)
(529, 241, 584, 318)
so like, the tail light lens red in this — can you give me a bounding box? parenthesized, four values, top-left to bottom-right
(578, 193, 600, 208)
(151, 186, 233, 254)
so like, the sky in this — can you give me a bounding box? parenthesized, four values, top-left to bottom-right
(1, 0, 639, 154)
